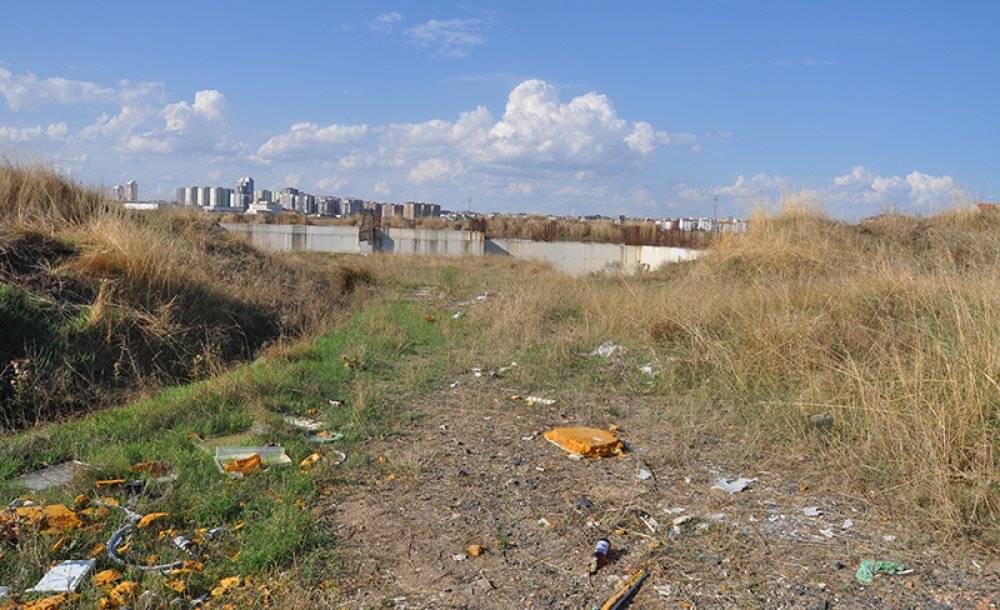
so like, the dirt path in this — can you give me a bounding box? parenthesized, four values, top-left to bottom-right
(322, 384, 998, 609)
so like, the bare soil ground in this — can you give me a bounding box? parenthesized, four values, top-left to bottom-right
(321, 379, 998, 609)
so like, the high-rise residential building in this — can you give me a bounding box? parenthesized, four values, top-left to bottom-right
(209, 187, 231, 208)
(235, 177, 254, 209)
(175, 187, 185, 204)
(254, 189, 273, 203)
(184, 186, 197, 205)
(113, 185, 125, 202)
(125, 180, 138, 202)
(197, 186, 210, 206)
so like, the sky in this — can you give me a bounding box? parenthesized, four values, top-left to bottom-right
(0, 1, 997, 219)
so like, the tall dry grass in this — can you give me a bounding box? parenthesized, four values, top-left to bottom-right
(0, 162, 358, 427)
(457, 199, 999, 536)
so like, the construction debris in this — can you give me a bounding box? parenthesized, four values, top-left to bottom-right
(544, 427, 624, 457)
(599, 569, 647, 610)
(15, 461, 89, 492)
(27, 559, 95, 593)
(214, 446, 291, 475)
(281, 415, 326, 431)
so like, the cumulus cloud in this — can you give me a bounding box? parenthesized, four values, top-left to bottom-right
(0, 67, 163, 111)
(0, 122, 68, 143)
(408, 157, 463, 184)
(118, 90, 232, 154)
(406, 18, 485, 57)
(256, 122, 368, 159)
(373, 179, 392, 195)
(699, 165, 968, 217)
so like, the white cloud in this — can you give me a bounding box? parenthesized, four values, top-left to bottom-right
(371, 11, 403, 34)
(406, 18, 485, 58)
(408, 157, 463, 185)
(117, 90, 231, 154)
(0, 122, 68, 143)
(256, 122, 368, 159)
(702, 166, 968, 217)
(373, 179, 392, 195)
(0, 67, 163, 111)
(317, 175, 349, 191)
(506, 182, 533, 195)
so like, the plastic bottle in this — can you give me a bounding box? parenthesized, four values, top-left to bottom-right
(589, 538, 611, 574)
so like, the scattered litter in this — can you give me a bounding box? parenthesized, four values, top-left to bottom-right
(591, 341, 626, 359)
(172, 535, 196, 554)
(637, 511, 659, 533)
(712, 476, 757, 494)
(224, 454, 262, 477)
(137, 512, 170, 528)
(819, 528, 835, 538)
(537, 518, 553, 529)
(451, 553, 467, 562)
(599, 569, 647, 610)
(671, 514, 693, 527)
(328, 399, 344, 407)
(524, 396, 555, 406)
(309, 430, 344, 443)
(281, 416, 325, 431)
(665, 507, 686, 515)
(467, 544, 484, 557)
(129, 461, 169, 476)
(331, 450, 347, 465)
(28, 559, 95, 593)
(0, 587, 9, 603)
(449, 381, 461, 389)
(638, 467, 654, 481)
(299, 453, 321, 468)
(883, 534, 896, 542)
(520, 433, 536, 441)
(543, 427, 623, 458)
(653, 584, 672, 598)
(473, 367, 485, 378)
(842, 519, 854, 530)
(455, 292, 494, 307)
(855, 560, 910, 584)
(802, 506, 822, 517)
(214, 446, 291, 475)
(451, 311, 464, 319)
(589, 538, 610, 575)
(15, 461, 89, 492)
(638, 364, 657, 377)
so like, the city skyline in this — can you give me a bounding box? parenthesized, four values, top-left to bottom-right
(1, 2, 997, 220)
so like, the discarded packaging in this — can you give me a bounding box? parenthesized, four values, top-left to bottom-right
(214, 446, 291, 474)
(544, 427, 623, 457)
(600, 569, 647, 610)
(224, 454, 262, 477)
(282, 416, 325, 431)
(842, 519, 854, 530)
(712, 476, 757, 494)
(802, 506, 822, 517)
(308, 430, 344, 443)
(637, 511, 659, 533)
(467, 544, 484, 557)
(855, 560, 909, 584)
(452, 311, 464, 319)
(638, 364, 657, 377)
(28, 559, 95, 593)
(591, 341, 626, 359)
(524, 396, 555, 406)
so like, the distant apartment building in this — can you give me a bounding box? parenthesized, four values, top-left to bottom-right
(125, 180, 138, 202)
(234, 177, 254, 210)
(340, 198, 363, 216)
(402, 201, 441, 220)
(113, 185, 126, 202)
(254, 189, 273, 203)
(380, 203, 404, 218)
(316, 196, 340, 217)
(293, 193, 316, 215)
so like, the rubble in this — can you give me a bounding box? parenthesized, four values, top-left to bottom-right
(27, 559, 95, 593)
(712, 476, 757, 494)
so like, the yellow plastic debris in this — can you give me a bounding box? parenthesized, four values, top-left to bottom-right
(467, 544, 484, 557)
(224, 454, 262, 476)
(23, 593, 77, 610)
(299, 453, 321, 468)
(137, 512, 170, 528)
(543, 427, 623, 457)
(212, 576, 241, 596)
(93, 569, 122, 586)
(129, 460, 169, 476)
(109, 581, 140, 604)
(600, 569, 647, 610)
(95, 479, 126, 488)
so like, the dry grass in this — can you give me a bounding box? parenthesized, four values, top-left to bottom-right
(0, 162, 362, 428)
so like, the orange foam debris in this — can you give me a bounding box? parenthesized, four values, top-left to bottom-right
(543, 427, 623, 457)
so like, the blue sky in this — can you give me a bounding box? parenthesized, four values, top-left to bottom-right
(1, 1, 996, 219)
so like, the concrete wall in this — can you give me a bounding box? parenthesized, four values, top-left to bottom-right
(486, 238, 702, 275)
(375, 228, 484, 256)
(221, 223, 363, 253)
